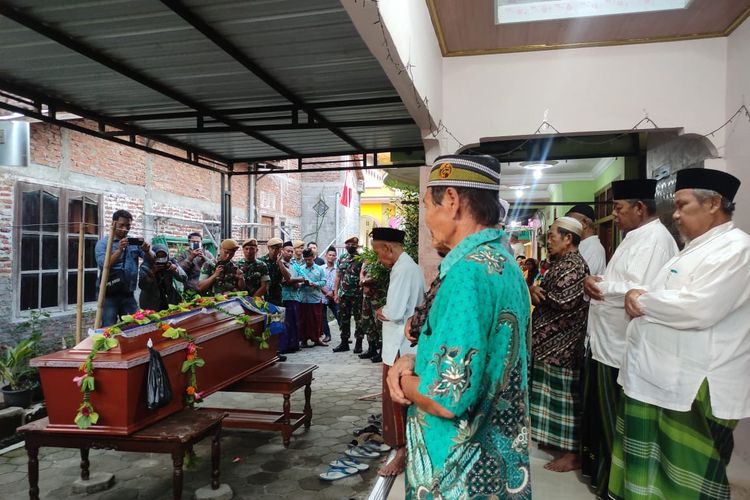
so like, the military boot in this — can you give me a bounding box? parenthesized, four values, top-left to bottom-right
(358, 343, 376, 359)
(332, 342, 350, 353)
(352, 338, 363, 354)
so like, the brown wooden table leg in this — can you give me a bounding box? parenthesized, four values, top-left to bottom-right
(211, 427, 221, 490)
(171, 451, 184, 500)
(26, 441, 39, 500)
(80, 448, 90, 480)
(282, 393, 291, 448)
(304, 382, 312, 429)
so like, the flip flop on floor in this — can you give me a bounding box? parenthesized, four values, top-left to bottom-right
(319, 465, 359, 481)
(360, 442, 391, 453)
(330, 457, 370, 471)
(345, 445, 380, 459)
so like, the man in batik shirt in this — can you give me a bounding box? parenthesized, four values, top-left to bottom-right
(529, 216, 589, 472)
(237, 238, 270, 297)
(388, 154, 531, 499)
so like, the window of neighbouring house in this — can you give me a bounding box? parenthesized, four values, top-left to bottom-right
(15, 182, 102, 313)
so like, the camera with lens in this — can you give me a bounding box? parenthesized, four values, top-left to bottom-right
(190, 241, 201, 250)
(154, 256, 169, 266)
(127, 236, 145, 246)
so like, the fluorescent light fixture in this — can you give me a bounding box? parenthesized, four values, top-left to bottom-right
(520, 160, 558, 170)
(496, 0, 692, 25)
(0, 112, 24, 121)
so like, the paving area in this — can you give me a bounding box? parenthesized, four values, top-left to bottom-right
(1, 318, 749, 500)
(0, 323, 384, 500)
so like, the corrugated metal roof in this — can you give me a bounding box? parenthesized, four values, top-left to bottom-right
(0, 0, 424, 170)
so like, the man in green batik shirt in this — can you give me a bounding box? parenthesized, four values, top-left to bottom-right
(388, 154, 532, 499)
(237, 238, 270, 297)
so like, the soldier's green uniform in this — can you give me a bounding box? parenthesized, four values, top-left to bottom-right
(337, 252, 363, 343)
(360, 262, 388, 358)
(258, 255, 283, 306)
(199, 260, 242, 295)
(237, 258, 270, 296)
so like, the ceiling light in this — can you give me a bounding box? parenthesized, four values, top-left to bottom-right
(515, 189, 524, 198)
(495, 0, 691, 25)
(533, 170, 543, 180)
(520, 160, 558, 171)
(509, 185, 530, 190)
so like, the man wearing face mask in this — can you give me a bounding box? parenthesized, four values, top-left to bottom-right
(332, 236, 364, 352)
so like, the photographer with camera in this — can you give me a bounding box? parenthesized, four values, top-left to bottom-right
(138, 244, 187, 311)
(176, 232, 215, 293)
(95, 209, 154, 327)
(197, 239, 245, 295)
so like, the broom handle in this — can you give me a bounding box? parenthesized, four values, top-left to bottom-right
(94, 221, 117, 329)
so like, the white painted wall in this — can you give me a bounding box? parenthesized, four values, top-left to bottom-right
(725, 18, 750, 233)
(442, 37, 728, 148)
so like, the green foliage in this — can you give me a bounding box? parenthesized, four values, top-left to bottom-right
(384, 178, 419, 263)
(0, 334, 38, 390)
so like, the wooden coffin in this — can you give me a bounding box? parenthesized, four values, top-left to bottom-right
(30, 298, 278, 435)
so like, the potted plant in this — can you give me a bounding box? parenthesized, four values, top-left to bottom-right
(0, 335, 38, 408)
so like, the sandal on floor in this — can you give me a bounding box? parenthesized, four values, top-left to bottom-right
(345, 445, 380, 459)
(361, 442, 391, 453)
(353, 424, 381, 437)
(319, 465, 359, 481)
(330, 457, 370, 471)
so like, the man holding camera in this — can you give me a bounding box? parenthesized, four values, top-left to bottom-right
(176, 232, 214, 293)
(95, 209, 154, 327)
(197, 239, 245, 295)
(138, 244, 187, 311)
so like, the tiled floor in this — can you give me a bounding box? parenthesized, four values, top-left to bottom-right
(1, 320, 749, 499)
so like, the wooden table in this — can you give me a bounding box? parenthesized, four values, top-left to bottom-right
(18, 409, 226, 500)
(203, 363, 317, 447)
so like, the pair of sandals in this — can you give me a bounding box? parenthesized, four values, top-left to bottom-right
(345, 441, 391, 459)
(319, 457, 369, 481)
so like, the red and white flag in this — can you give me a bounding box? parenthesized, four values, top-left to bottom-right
(340, 170, 352, 207)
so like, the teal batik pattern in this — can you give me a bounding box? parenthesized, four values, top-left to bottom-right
(405, 228, 532, 500)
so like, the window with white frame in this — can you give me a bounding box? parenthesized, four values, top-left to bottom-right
(15, 182, 102, 313)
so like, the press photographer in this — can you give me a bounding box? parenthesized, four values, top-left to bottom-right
(95, 209, 154, 327)
(176, 232, 215, 293)
(138, 244, 187, 311)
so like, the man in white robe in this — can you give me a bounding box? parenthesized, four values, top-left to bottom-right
(371, 227, 425, 477)
(579, 179, 677, 496)
(567, 204, 606, 276)
(611, 168, 749, 500)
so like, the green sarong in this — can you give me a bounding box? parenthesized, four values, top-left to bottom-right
(530, 362, 581, 452)
(609, 381, 737, 500)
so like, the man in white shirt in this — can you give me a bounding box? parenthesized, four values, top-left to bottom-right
(579, 179, 677, 497)
(611, 168, 747, 500)
(566, 204, 606, 276)
(372, 227, 425, 477)
(510, 234, 526, 258)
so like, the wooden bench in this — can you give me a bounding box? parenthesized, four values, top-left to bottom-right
(17, 409, 226, 500)
(201, 362, 317, 448)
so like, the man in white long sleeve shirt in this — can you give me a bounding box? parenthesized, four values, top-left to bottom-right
(610, 168, 747, 500)
(372, 227, 425, 477)
(567, 204, 606, 276)
(578, 179, 677, 497)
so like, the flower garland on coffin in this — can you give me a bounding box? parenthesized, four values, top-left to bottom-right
(74, 292, 275, 429)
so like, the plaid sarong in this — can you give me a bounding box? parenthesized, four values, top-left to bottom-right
(609, 381, 737, 500)
(530, 362, 581, 452)
(581, 355, 621, 498)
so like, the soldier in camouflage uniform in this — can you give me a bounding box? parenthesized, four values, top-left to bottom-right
(197, 239, 245, 295)
(332, 236, 363, 353)
(259, 238, 288, 307)
(359, 261, 387, 362)
(237, 238, 270, 297)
